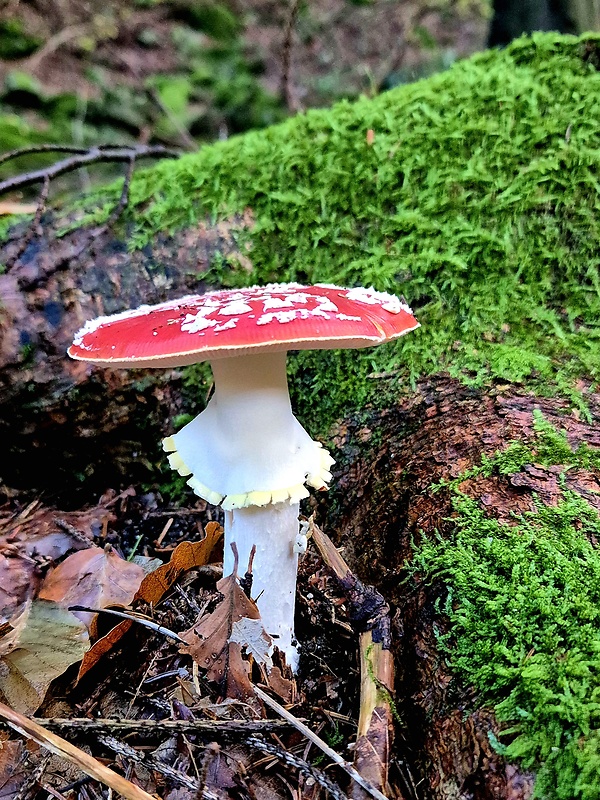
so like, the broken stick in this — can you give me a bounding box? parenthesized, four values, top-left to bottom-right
(309, 519, 396, 800)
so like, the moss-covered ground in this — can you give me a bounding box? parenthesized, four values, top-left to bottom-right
(75, 32, 600, 434)
(412, 413, 600, 798)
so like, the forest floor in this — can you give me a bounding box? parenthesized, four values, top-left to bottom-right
(0, 481, 394, 799)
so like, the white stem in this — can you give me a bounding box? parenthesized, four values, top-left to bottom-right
(224, 503, 300, 670)
(165, 351, 334, 671)
(167, 352, 330, 505)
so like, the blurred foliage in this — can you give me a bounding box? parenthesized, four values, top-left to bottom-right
(0, 19, 42, 59)
(0, 0, 489, 197)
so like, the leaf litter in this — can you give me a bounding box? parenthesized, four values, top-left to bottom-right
(179, 544, 276, 703)
(38, 544, 145, 629)
(0, 490, 361, 800)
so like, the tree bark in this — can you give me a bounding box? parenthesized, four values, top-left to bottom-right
(0, 210, 252, 500)
(325, 376, 600, 799)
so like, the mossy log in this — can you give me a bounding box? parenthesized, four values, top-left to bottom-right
(1, 33, 600, 797)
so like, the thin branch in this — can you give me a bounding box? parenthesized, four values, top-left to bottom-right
(68, 604, 185, 643)
(253, 685, 390, 800)
(24, 23, 89, 72)
(0, 702, 155, 800)
(248, 736, 349, 800)
(0, 144, 180, 196)
(0, 144, 90, 167)
(94, 153, 137, 235)
(32, 718, 295, 735)
(147, 86, 198, 152)
(99, 735, 219, 798)
(280, 0, 302, 111)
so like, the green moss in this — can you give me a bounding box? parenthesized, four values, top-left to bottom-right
(70, 33, 600, 433)
(412, 417, 600, 797)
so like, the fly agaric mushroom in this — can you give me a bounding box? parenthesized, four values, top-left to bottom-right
(69, 283, 419, 668)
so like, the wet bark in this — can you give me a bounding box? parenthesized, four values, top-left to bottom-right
(325, 377, 600, 799)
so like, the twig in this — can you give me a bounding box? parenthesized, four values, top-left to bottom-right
(0, 144, 90, 168)
(24, 24, 89, 72)
(32, 717, 295, 734)
(280, 0, 302, 111)
(13, 752, 51, 800)
(147, 86, 197, 152)
(0, 701, 155, 800)
(248, 736, 349, 800)
(0, 144, 180, 195)
(197, 743, 220, 799)
(97, 152, 137, 233)
(68, 604, 185, 643)
(253, 686, 389, 800)
(54, 517, 94, 545)
(99, 735, 219, 799)
(309, 520, 396, 799)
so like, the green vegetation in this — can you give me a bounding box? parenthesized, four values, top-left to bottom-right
(411, 414, 600, 798)
(70, 33, 600, 433)
(0, 6, 284, 186)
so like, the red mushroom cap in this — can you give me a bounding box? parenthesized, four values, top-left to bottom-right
(68, 283, 419, 368)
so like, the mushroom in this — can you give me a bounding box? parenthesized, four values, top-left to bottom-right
(68, 283, 419, 669)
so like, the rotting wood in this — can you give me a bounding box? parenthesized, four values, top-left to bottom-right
(309, 521, 397, 800)
(0, 204, 254, 500)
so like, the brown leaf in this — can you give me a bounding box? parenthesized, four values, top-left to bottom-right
(77, 619, 132, 681)
(0, 502, 111, 559)
(0, 600, 89, 714)
(137, 521, 223, 604)
(38, 545, 144, 628)
(0, 555, 38, 626)
(0, 502, 112, 627)
(266, 666, 295, 704)
(77, 523, 222, 678)
(180, 568, 266, 702)
(0, 739, 29, 799)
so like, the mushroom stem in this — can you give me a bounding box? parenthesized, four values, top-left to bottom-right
(224, 502, 301, 669)
(166, 350, 332, 670)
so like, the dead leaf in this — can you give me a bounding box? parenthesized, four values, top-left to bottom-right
(0, 502, 111, 627)
(180, 565, 267, 702)
(0, 202, 37, 216)
(266, 666, 295, 704)
(38, 545, 144, 629)
(0, 555, 38, 626)
(77, 523, 223, 679)
(137, 521, 223, 604)
(0, 501, 111, 558)
(0, 600, 89, 714)
(230, 617, 272, 668)
(77, 619, 132, 681)
(0, 739, 29, 799)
